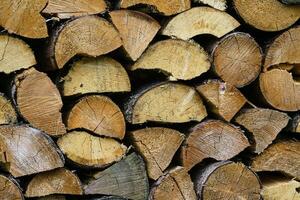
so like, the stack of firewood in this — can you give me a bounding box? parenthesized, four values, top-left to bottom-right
(0, 0, 299, 199)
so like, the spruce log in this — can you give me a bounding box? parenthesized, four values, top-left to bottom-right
(84, 153, 149, 200)
(194, 161, 261, 200)
(212, 32, 262, 88)
(62, 57, 130, 96)
(0, 175, 24, 200)
(14, 68, 66, 136)
(43, 0, 107, 19)
(233, 0, 300, 31)
(130, 39, 210, 80)
(0, 94, 17, 125)
(196, 80, 247, 122)
(181, 120, 249, 170)
(46, 16, 121, 70)
(0, 125, 64, 177)
(124, 82, 207, 124)
(193, 0, 227, 11)
(66, 95, 126, 139)
(0, 0, 48, 38)
(161, 7, 240, 40)
(235, 108, 290, 154)
(149, 167, 197, 200)
(0, 35, 36, 74)
(128, 127, 185, 180)
(57, 131, 127, 168)
(25, 168, 83, 197)
(110, 10, 160, 61)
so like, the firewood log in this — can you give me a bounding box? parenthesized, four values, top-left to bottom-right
(193, 0, 227, 11)
(290, 114, 300, 133)
(0, 125, 64, 177)
(88, 197, 127, 200)
(0, 94, 17, 125)
(0, 175, 24, 200)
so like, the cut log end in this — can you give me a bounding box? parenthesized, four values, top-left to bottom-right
(0, 94, 17, 125)
(193, 0, 227, 11)
(0, 175, 24, 200)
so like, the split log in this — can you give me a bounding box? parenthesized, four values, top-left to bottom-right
(234, 108, 290, 154)
(84, 153, 149, 200)
(119, 0, 191, 16)
(0, 35, 36, 74)
(193, 0, 227, 11)
(280, 0, 300, 4)
(124, 82, 207, 124)
(149, 167, 197, 200)
(128, 127, 185, 180)
(25, 168, 83, 197)
(212, 32, 263, 88)
(196, 80, 247, 122)
(37, 196, 66, 200)
(62, 57, 131, 96)
(161, 7, 240, 40)
(0, 175, 24, 200)
(43, 0, 107, 19)
(233, 0, 300, 31)
(290, 114, 300, 133)
(130, 39, 211, 80)
(66, 95, 126, 139)
(0, 0, 48, 38)
(194, 161, 261, 200)
(0, 94, 17, 125)
(181, 120, 249, 170)
(251, 140, 300, 179)
(0, 125, 64, 177)
(46, 16, 121, 70)
(14, 68, 66, 136)
(57, 131, 127, 168)
(110, 10, 160, 61)
(259, 69, 300, 111)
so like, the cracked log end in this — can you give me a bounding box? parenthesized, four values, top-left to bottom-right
(57, 131, 127, 168)
(15, 68, 66, 136)
(233, 0, 300, 31)
(234, 108, 290, 154)
(0, 125, 64, 177)
(0, 94, 17, 125)
(43, 0, 107, 19)
(196, 80, 246, 122)
(84, 153, 149, 200)
(62, 57, 131, 96)
(181, 120, 249, 170)
(193, 0, 227, 11)
(128, 127, 185, 180)
(0, 175, 24, 200)
(161, 7, 240, 40)
(25, 168, 83, 197)
(66, 95, 126, 139)
(149, 166, 197, 200)
(212, 32, 262, 87)
(110, 10, 160, 61)
(130, 39, 211, 80)
(194, 161, 261, 200)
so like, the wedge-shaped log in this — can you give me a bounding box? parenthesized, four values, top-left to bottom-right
(129, 127, 185, 180)
(0, 125, 64, 177)
(130, 39, 210, 80)
(57, 131, 127, 168)
(125, 82, 207, 124)
(62, 57, 130, 96)
(181, 120, 249, 170)
(193, 0, 227, 11)
(84, 153, 149, 200)
(161, 7, 240, 40)
(110, 10, 160, 61)
(0, 94, 17, 125)
(0, 175, 24, 200)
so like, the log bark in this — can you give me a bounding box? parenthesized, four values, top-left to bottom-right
(0, 175, 24, 200)
(57, 131, 127, 168)
(0, 94, 17, 125)
(193, 0, 227, 11)
(194, 161, 261, 200)
(66, 95, 126, 139)
(128, 127, 185, 180)
(0, 125, 64, 177)
(124, 82, 207, 124)
(14, 68, 66, 136)
(280, 0, 300, 4)
(149, 167, 197, 200)
(235, 108, 290, 154)
(130, 39, 210, 80)
(25, 168, 83, 197)
(161, 7, 240, 40)
(212, 32, 262, 88)
(290, 114, 300, 133)
(181, 120, 249, 170)
(84, 153, 149, 200)
(62, 57, 131, 96)
(196, 80, 247, 122)
(110, 10, 160, 61)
